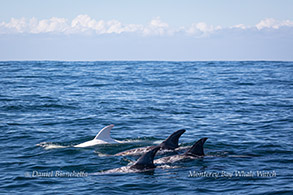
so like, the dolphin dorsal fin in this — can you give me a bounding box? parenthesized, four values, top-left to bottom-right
(131, 146, 161, 169)
(94, 124, 114, 140)
(185, 138, 208, 156)
(160, 129, 186, 150)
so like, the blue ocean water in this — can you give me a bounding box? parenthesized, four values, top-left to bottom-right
(0, 61, 292, 194)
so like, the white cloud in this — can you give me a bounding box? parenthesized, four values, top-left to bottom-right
(231, 24, 247, 30)
(71, 14, 100, 32)
(185, 22, 221, 36)
(70, 14, 111, 34)
(0, 17, 27, 33)
(143, 17, 170, 36)
(0, 17, 70, 34)
(31, 17, 69, 33)
(1, 15, 293, 36)
(256, 18, 293, 30)
(123, 23, 144, 33)
(63, 15, 143, 34)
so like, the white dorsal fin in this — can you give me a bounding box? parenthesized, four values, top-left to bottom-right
(94, 124, 114, 140)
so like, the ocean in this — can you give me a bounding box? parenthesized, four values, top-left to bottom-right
(0, 61, 292, 194)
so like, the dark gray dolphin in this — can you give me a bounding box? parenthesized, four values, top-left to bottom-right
(130, 146, 161, 169)
(154, 138, 208, 164)
(159, 129, 186, 150)
(99, 146, 161, 174)
(184, 137, 208, 156)
(95, 138, 207, 174)
(115, 129, 186, 156)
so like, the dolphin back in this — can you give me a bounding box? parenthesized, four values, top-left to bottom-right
(184, 138, 208, 156)
(130, 146, 161, 170)
(160, 129, 186, 150)
(94, 124, 114, 140)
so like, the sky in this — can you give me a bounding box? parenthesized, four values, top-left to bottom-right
(0, 0, 293, 61)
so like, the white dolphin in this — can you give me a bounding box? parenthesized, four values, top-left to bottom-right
(74, 124, 121, 147)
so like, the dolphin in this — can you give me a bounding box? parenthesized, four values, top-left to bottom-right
(154, 138, 208, 164)
(114, 129, 186, 156)
(130, 145, 161, 170)
(94, 138, 208, 174)
(74, 124, 120, 147)
(99, 146, 161, 174)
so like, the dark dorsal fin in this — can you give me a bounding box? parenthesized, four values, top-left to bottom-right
(130, 146, 161, 170)
(184, 138, 208, 156)
(160, 129, 186, 150)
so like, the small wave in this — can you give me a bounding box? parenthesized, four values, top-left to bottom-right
(118, 139, 146, 144)
(153, 140, 163, 144)
(36, 142, 69, 150)
(36, 139, 144, 150)
(2, 103, 76, 112)
(157, 164, 180, 169)
(93, 151, 112, 157)
(93, 166, 156, 175)
(228, 155, 252, 158)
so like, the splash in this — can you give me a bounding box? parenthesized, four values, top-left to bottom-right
(36, 142, 69, 150)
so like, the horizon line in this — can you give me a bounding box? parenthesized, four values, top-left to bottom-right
(1, 59, 292, 62)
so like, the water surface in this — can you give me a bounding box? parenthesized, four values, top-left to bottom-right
(0, 61, 292, 194)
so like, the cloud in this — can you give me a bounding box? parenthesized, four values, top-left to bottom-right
(106, 20, 143, 34)
(71, 14, 103, 33)
(231, 24, 247, 30)
(0, 17, 70, 34)
(0, 15, 293, 37)
(255, 18, 293, 30)
(0, 15, 143, 35)
(69, 15, 144, 34)
(185, 22, 222, 36)
(143, 17, 170, 36)
(0, 17, 27, 33)
(31, 17, 69, 33)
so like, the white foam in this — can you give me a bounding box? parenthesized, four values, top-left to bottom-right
(153, 140, 163, 144)
(36, 142, 68, 150)
(117, 139, 145, 144)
